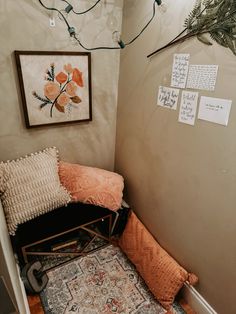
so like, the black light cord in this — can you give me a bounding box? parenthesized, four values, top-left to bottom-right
(60, 0, 103, 15)
(126, 0, 156, 46)
(72, 33, 121, 50)
(38, 0, 160, 51)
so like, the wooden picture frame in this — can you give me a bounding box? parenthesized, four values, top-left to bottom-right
(15, 51, 92, 128)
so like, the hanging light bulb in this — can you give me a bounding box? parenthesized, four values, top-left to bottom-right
(159, 1, 167, 13)
(112, 31, 120, 43)
(106, 12, 118, 32)
(155, 0, 168, 13)
(108, 12, 122, 48)
(112, 31, 125, 49)
(70, 34, 79, 45)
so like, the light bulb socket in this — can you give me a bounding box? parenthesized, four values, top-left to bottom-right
(118, 40, 125, 49)
(155, 0, 162, 5)
(65, 4, 73, 14)
(68, 26, 76, 36)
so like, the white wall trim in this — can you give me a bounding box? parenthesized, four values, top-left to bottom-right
(0, 202, 29, 314)
(182, 283, 218, 314)
(16, 264, 31, 314)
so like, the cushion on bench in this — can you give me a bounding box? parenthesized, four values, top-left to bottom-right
(59, 161, 124, 211)
(0, 147, 70, 235)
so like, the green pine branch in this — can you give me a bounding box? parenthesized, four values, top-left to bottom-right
(147, 0, 236, 58)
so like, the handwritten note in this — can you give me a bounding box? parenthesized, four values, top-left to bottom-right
(187, 64, 218, 91)
(198, 96, 232, 126)
(178, 91, 199, 125)
(157, 86, 180, 110)
(171, 54, 190, 89)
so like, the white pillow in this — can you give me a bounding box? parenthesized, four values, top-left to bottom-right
(0, 147, 71, 235)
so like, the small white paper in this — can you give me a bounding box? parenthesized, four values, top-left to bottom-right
(171, 54, 190, 89)
(198, 96, 232, 126)
(157, 86, 180, 110)
(187, 64, 218, 91)
(178, 91, 199, 125)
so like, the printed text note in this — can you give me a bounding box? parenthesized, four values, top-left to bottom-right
(198, 96, 232, 126)
(187, 64, 218, 91)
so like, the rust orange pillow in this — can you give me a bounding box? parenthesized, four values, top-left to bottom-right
(59, 161, 124, 211)
(119, 211, 198, 310)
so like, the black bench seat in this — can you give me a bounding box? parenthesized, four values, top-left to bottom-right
(10, 202, 129, 268)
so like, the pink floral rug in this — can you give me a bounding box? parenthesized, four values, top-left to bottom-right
(40, 245, 186, 314)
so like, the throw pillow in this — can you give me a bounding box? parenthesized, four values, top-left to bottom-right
(119, 211, 198, 310)
(0, 147, 71, 235)
(59, 161, 124, 211)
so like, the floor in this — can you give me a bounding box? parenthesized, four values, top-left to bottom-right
(27, 295, 196, 314)
(27, 295, 44, 314)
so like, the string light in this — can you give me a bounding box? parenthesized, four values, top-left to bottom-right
(38, 0, 167, 51)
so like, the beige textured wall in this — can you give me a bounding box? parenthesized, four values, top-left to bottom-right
(116, 1, 236, 313)
(0, 0, 122, 310)
(0, 0, 122, 169)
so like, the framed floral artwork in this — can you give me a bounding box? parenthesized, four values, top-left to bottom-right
(14, 51, 92, 128)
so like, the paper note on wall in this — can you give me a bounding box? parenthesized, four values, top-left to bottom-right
(198, 96, 232, 126)
(187, 65, 218, 91)
(157, 86, 180, 110)
(178, 91, 199, 125)
(171, 54, 190, 89)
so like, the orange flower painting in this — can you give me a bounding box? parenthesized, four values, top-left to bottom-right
(32, 63, 84, 117)
(15, 51, 92, 128)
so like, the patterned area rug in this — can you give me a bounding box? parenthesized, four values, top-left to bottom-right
(40, 245, 186, 314)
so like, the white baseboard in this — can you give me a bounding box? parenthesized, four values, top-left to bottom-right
(182, 283, 218, 314)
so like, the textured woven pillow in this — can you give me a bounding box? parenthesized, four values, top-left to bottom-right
(0, 147, 71, 235)
(59, 161, 124, 211)
(119, 211, 198, 310)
